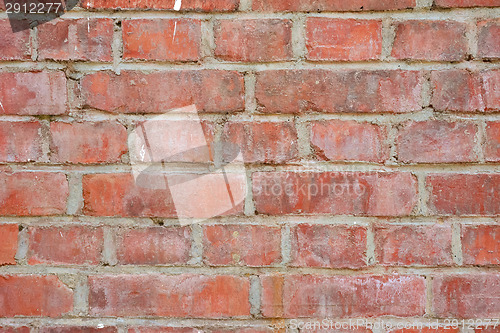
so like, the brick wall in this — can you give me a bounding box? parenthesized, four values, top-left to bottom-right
(0, 0, 500, 332)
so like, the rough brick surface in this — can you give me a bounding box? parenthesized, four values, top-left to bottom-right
(255, 70, 423, 113)
(485, 121, 500, 161)
(392, 21, 468, 61)
(433, 274, 500, 318)
(261, 275, 426, 317)
(306, 18, 382, 61)
(253, 0, 416, 11)
(396, 121, 477, 163)
(81, 70, 244, 113)
(290, 224, 367, 268)
(0, 172, 68, 216)
(0, 19, 30, 60)
(203, 225, 281, 266)
(0, 72, 67, 115)
(123, 19, 201, 61)
(311, 120, 388, 163)
(478, 19, 500, 59)
(435, 0, 500, 7)
(462, 225, 500, 265)
(38, 19, 114, 61)
(39, 328, 117, 333)
(374, 224, 453, 266)
(0, 121, 42, 162)
(427, 174, 500, 215)
(89, 275, 250, 317)
(81, 0, 239, 11)
(253, 172, 418, 216)
(115, 227, 191, 265)
(0, 328, 30, 333)
(0, 275, 73, 317)
(0, 224, 18, 265)
(27, 227, 104, 265)
(215, 19, 293, 62)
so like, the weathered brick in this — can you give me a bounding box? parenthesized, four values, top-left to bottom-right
(462, 225, 500, 265)
(123, 19, 201, 61)
(478, 19, 500, 59)
(311, 120, 389, 163)
(214, 19, 292, 62)
(389, 329, 459, 333)
(28, 227, 103, 265)
(0, 225, 17, 265)
(392, 21, 467, 61)
(38, 19, 114, 61)
(82, 173, 246, 218)
(0, 19, 30, 60)
(0, 275, 73, 317)
(0, 71, 67, 115)
(89, 275, 250, 317)
(433, 274, 500, 318)
(50, 121, 127, 164)
(435, 0, 500, 7)
(374, 224, 453, 266)
(116, 227, 191, 265)
(0, 172, 68, 216)
(80, 70, 244, 114)
(253, 172, 418, 216)
(130, 120, 214, 163)
(306, 18, 382, 61)
(427, 174, 500, 215)
(253, 0, 415, 11)
(255, 70, 423, 114)
(203, 225, 281, 266)
(261, 275, 426, 317)
(431, 69, 500, 112)
(290, 224, 367, 268)
(0, 328, 30, 333)
(39, 327, 117, 333)
(128, 329, 198, 333)
(81, 0, 239, 11)
(396, 121, 477, 163)
(0, 121, 42, 162)
(222, 122, 298, 164)
(485, 122, 500, 161)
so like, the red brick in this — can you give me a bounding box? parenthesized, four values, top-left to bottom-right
(81, 0, 239, 11)
(80, 70, 244, 114)
(374, 224, 453, 266)
(260, 274, 284, 318)
(478, 19, 500, 59)
(203, 225, 281, 266)
(253, 172, 418, 216)
(0, 121, 43, 162)
(222, 122, 298, 164)
(0, 328, 30, 333)
(435, 0, 500, 7)
(28, 227, 103, 265)
(0, 71, 67, 115)
(311, 120, 388, 163)
(50, 121, 127, 164)
(396, 121, 477, 163)
(123, 19, 201, 61)
(306, 18, 382, 61)
(83, 173, 246, 218)
(89, 274, 250, 317)
(462, 225, 500, 265)
(116, 227, 191, 265)
(128, 329, 198, 333)
(38, 19, 113, 61)
(130, 120, 214, 163)
(0, 225, 17, 265)
(255, 70, 423, 114)
(392, 21, 467, 61)
(261, 274, 425, 317)
(214, 19, 292, 62)
(253, 0, 415, 11)
(389, 329, 459, 333)
(485, 122, 500, 161)
(0, 19, 30, 60)
(290, 224, 367, 268)
(39, 328, 117, 333)
(427, 174, 500, 215)
(0, 275, 73, 317)
(433, 274, 500, 318)
(0, 172, 68, 216)
(431, 69, 500, 112)
(475, 328, 500, 333)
